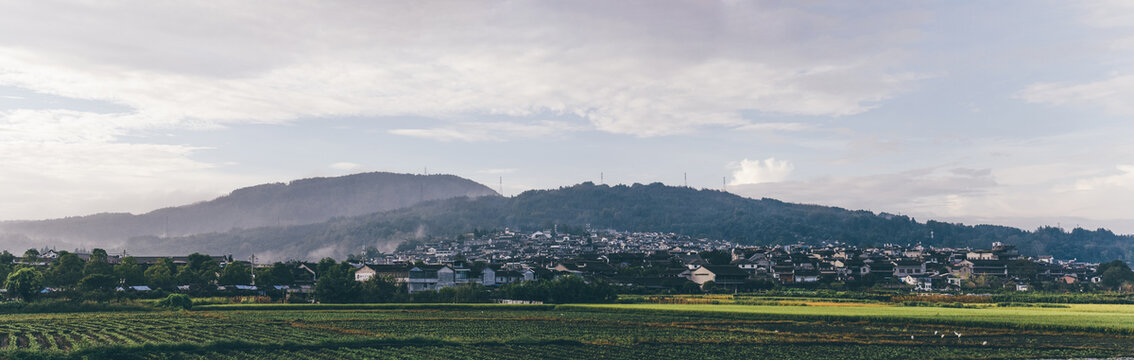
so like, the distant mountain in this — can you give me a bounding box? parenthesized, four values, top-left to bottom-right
(126, 182, 1134, 263)
(0, 172, 498, 249)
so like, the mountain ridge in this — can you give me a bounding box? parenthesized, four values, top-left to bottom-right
(124, 181, 1134, 262)
(0, 172, 499, 249)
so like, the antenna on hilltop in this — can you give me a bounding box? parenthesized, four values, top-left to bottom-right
(499, 176, 503, 196)
(684, 172, 688, 187)
(600, 172, 604, 185)
(424, 167, 428, 175)
(722, 177, 726, 192)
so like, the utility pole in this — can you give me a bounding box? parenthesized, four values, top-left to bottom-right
(498, 176, 503, 196)
(684, 172, 687, 187)
(600, 172, 604, 185)
(249, 254, 257, 286)
(722, 177, 726, 191)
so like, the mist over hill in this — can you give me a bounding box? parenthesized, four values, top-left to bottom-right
(0, 172, 498, 251)
(125, 182, 1134, 262)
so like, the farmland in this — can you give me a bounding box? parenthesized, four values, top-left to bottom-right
(0, 303, 1132, 359)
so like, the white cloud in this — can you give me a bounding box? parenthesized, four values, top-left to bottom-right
(0, 1, 926, 137)
(1016, 75, 1134, 116)
(729, 158, 794, 185)
(735, 122, 816, 132)
(0, 109, 258, 220)
(1073, 165, 1134, 191)
(390, 121, 581, 142)
(329, 162, 364, 171)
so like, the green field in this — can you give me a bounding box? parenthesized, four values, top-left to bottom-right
(0, 303, 1132, 359)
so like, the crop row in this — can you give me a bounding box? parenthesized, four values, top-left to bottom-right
(96, 343, 1131, 360)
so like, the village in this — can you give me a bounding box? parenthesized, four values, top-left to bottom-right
(2, 228, 1113, 300)
(357, 229, 1107, 293)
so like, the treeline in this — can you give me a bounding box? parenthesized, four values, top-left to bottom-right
(0, 248, 307, 303)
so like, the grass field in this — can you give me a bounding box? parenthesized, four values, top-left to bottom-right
(578, 303, 1134, 332)
(0, 303, 1131, 359)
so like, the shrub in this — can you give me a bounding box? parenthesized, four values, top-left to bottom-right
(156, 294, 193, 310)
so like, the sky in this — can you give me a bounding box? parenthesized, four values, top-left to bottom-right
(1, 1, 1133, 233)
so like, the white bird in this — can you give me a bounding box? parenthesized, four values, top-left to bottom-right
(934, 331, 939, 335)
(940, 334, 946, 338)
(910, 335, 915, 340)
(954, 331, 962, 338)
(982, 341, 988, 346)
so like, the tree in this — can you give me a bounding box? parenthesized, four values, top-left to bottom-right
(314, 261, 360, 303)
(360, 275, 402, 302)
(176, 253, 220, 288)
(79, 273, 117, 292)
(47, 252, 85, 287)
(5, 267, 44, 301)
(698, 250, 732, 265)
(255, 262, 295, 287)
(83, 249, 114, 277)
(0, 250, 15, 265)
(22, 248, 40, 264)
(1099, 261, 1134, 290)
(115, 257, 145, 286)
(145, 260, 176, 290)
(90, 248, 109, 263)
(1007, 259, 1039, 278)
(218, 261, 253, 285)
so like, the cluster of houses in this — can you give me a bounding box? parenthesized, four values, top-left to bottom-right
(383, 229, 736, 264)
(366, 230, 1107, 292)
(13, 230, 1107, 294)
(353, 263, 535, 292)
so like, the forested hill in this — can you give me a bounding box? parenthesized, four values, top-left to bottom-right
(0, 172, 498, 247)
(127, 182, 1134, 262)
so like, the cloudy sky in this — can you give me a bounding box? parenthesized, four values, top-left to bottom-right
(1, 1, 1133, 233)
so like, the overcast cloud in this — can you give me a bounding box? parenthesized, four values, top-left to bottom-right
(0, 1, 1132, 233)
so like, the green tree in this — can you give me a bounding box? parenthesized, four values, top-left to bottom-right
(1007, 259, 1039, 278)
(79, 273, 117, 292)
(22, 248, 40, 264)
(47, 252, 85, 287)
(90, 248, 109, 263)
(360, 275, 402, 302)
(1099, 261, 1134, 290)
(0, 264, 9, 286)
(83, 249, 114, 277)
(176, 253, 220, 288)
(218, 261, 253, 285)
(698, 250, 732, 265)
(5, 267, 44, 301)
(115, 257, 145, 286)
(313, 261, 360, 303)
(254, 262, 295, 287)
(0, 250, 15, 265)
(145, 259, 176, 290)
